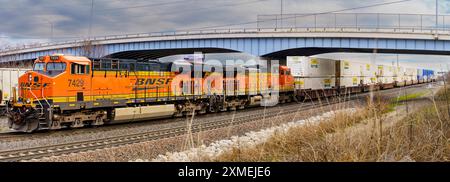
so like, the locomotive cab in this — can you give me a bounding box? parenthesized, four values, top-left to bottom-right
(17, 55, 91, 106)
(8, 54, 92, 132)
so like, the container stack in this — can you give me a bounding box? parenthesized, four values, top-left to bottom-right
(287, 57, 336, 90)
(405, 68, 417, 85)
(418, 69, 435, 82)
(376, 65, 396, 88)
(361, 62, 377, 86)
(0, 68, 30, 106)
(395, 67, 407, 87)
(286, 56, 436, 92)
(417, 69, 425, 83)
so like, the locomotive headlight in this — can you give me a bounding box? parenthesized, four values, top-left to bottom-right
(25, 99, 31, 104)
(28, 74, 32, 82)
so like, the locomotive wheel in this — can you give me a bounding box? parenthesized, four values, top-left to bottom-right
(9, 118, 39, 133)
(91, 117, 104, 126)
(71, 119, 84, 128)
(208, 105, 218, 113)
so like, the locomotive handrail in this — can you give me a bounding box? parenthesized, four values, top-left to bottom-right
(40, 87, 51, 108)
(27, 87, 44, 114)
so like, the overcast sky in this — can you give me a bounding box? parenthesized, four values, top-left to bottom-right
(0, 0, 450, 70)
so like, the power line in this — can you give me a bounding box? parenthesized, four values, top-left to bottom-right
(96, 0, 195, 12)
(0, 0, 200, 18)
(185, 0, 414, 30)
(89, 0, 95, 38)
(0, 1, 93, 11)
(119, 0, 271, 20)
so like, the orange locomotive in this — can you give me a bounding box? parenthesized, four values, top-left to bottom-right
(7, 55, 294, 132)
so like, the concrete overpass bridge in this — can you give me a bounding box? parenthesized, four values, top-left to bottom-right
(1, 13, 450, 64)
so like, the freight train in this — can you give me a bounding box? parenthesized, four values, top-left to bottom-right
(4, 55, 435, 132)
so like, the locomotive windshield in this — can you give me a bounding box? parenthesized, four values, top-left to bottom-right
(47, 63, 66, 71)
(46, 62, 67, 76)
(33, 62, 45, 71)
(33, 62, 67, 76)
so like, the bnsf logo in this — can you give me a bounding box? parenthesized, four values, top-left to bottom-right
(135, 78, 173, 86)
(20, 82, 41, 88)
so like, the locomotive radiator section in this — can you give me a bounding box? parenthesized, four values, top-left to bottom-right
(112, 104, 176, 123)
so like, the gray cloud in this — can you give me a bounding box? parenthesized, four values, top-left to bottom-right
(0, 0, 444, 41)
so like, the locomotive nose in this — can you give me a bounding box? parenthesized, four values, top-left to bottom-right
(18, 72, 46, 102)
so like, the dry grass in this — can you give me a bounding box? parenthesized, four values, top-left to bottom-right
(215, 88, 450, 162)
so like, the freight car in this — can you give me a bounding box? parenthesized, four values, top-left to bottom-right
(0, 68, 31, 115)
(287, 57, 388, 97)
(5, 55, 435, 132)
(286, 56, 436, 99)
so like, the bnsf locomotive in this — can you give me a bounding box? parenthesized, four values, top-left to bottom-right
(6, 55, 295, 132)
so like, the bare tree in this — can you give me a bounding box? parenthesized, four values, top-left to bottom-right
(79, 40, 105, 58)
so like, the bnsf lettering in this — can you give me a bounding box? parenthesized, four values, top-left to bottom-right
(20, 83, 32, 87)
(20, 83, 42, 88)
(135, 78, 172, 86)
(68, 79, 85, 87)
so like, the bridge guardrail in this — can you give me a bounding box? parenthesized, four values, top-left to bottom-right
(1, 27, 448, 53)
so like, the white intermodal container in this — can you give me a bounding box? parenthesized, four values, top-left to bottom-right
(0, 68, 30, 105)
(361, 63, 376, 77)
(383, 77, 395, 84)
(295, 77, 336, 90)
(374, 64, 395, 84)
(362, 76, 378, 85)
(377, 65, 396, 77)
(397, 67, 406, 77)
(336, 60, 365, 88)
(417, 69, 424, 80)
(288, 56, 337, 90)
(393, 66, 400, 82)
(339, 76, 362, 87)
(339, 60, 364, 77)
(405, 68, 418, 81)
(395, 67, 407, 82)
(287, 56, 336, 77)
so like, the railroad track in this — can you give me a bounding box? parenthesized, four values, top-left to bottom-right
(0, 100, 313, 142)
(0, 83, 434, 162)
(0, 132, 26, 140)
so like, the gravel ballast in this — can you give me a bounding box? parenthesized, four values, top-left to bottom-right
(144, 109, 356, 162)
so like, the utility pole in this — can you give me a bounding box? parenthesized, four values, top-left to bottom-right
(280, 0, 283, 28)
(397, 54, 399, 68)
(436, 0, 439, 29)
(50, 22, 54, 42)
(89, 0, 94, 39)
(44, 19, 54, 42)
